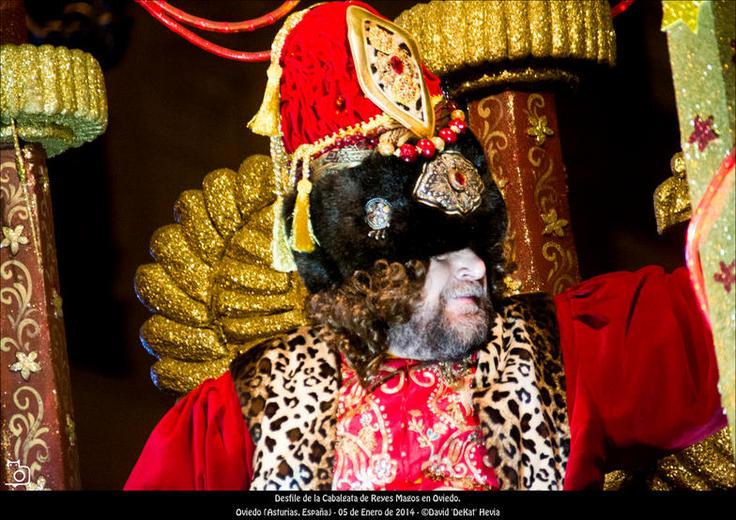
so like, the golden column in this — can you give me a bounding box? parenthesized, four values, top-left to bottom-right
(396, 0, 616, 295)
(1, 0, 107, 490)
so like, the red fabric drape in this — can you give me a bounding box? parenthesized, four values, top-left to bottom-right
(556, 266, 726, 489)
(124, 371, 253, 490)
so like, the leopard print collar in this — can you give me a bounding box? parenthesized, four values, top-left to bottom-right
(231, 327, 341, 490)
(231, 296, 570, 490)
(473, 295, 570, 489)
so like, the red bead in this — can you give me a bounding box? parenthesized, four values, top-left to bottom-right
(398, 143, 418, 163)
(449, 118, 467, 134)
(368, 136, 379, 147)
(439, 127, 457, 144)
(416, 138, 436, 159)
(334, 137, 344, 148)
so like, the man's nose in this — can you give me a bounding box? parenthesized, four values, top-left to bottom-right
(451, 248, 486, 282)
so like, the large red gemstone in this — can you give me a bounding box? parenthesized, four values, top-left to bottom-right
(390, 55, 404, 74)
(453, 171, 466, 188)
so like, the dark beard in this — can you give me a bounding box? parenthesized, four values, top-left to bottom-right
(387, 290, 494, 362)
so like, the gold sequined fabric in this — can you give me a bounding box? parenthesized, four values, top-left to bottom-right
(0, 44, 107, 157)
(604, 427, 736, 490)
(395, 0, 615, 96)
(135, 155, 307, 394)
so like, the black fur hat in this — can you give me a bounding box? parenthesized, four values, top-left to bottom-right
(284, 132, 508, 296)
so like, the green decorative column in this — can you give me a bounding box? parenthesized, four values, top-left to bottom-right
(662, 0, 736, 453)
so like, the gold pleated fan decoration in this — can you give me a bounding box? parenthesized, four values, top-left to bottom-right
(135, 155, 307, 394)
(395, 0, 616, 97)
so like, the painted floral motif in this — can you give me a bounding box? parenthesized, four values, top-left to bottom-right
(26, 476, 49, 491)
(9, 351, 41, 380)
(541, 208, 569, 237)
(333, 357, 498, 490)
(713, 259, 735, 293)
(688, 115, 719, 152)
(1, 224, 29, 256)
(527, 113, 554, 146)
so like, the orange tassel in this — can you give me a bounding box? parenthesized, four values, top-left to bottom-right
(291, 178, 315, 252)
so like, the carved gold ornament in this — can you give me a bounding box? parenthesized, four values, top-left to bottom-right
(654, 152, 692, 234)
(135, 155, 307, 394)
(413, 151, 484, 216)
(347, 5, 434, 138)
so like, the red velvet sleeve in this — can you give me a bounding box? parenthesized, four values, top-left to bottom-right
(554, 266, 727, 489)
(124, 371, 253, 490)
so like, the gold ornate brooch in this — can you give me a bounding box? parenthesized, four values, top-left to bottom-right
(413, 151, 485, 215)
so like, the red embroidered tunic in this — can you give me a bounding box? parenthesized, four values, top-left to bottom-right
(124, 267, 726, 490)
(333, 355, 498, 490)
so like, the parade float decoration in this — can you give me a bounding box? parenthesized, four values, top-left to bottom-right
(131, 0, 733, 489)
(662, 0, 735, 456)
(1, 0, 107, 490)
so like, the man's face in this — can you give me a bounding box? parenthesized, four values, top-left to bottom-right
(388, 248, 492, 361)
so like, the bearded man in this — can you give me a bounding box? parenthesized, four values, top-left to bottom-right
(125, 1, 726, 491)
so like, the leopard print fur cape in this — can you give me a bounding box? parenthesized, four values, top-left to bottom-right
(231, 295, 570, 490)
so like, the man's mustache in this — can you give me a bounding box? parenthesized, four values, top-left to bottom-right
(442, 282, 487, 300)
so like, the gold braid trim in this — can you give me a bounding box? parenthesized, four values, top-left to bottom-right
(0, 44, 107, 157)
